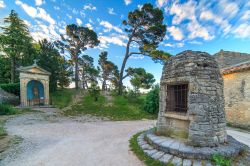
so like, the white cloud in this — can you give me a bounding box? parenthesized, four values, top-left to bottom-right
(124, 0, 131, 5)
(66, 14, 72, 19)
(218, 0, 239, 18)
(187, 20, 214, 40)
(72, 8, 78, 15)
(233, 23, 250, 38)
(54, 6, 60, 10)
(100, 20, 123, 33)
(85, 23, 93, 30)
(200, 10, 231, 34)
(164, 42, 184, 48)
(241, 10, 250, 21)
(189, 40, 202, 45)
(156, 0, 167, 8)
(76, 18, 82, 25)
(168, 26, 184, 41)
(98, 33, 128, 49)
(108, 8, 116, 15)
(35, 0, 45, 6)
(169, 0, 196, 25)
(0, 0, 6, 8)
(15, 0, 55, 25)
(83, 3, 96, 11)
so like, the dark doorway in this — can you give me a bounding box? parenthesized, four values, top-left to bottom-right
(167, 84, 188, 113)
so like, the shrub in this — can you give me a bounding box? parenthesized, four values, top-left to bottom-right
(143, 85, 159, 114)
(0, 104, 17, 115)
(0, 83, 20, 96)
(211, 154, 231, 166)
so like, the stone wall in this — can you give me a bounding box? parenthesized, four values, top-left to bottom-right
(0, 88, 19, 105)
(223, 70, 250, 130)
(157, 50, 227, 147)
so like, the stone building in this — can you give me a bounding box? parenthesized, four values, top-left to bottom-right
(214, 50, 250, 130)
(19, 61, 51, 107)
(157, 50, 227, 147)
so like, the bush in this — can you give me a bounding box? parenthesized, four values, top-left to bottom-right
(0, 104, 17, 115)
(143, 85, 159, 114)
(0, 83, 20, 96)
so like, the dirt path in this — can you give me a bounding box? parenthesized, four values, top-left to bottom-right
(1, 108, 250, 166)
(0, 108, 155, 166)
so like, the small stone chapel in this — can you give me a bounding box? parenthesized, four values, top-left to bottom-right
(19, 61, 51, 107)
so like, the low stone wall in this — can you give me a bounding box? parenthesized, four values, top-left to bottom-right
(0, 88, 19, 105)
(223, 70, 250, 130)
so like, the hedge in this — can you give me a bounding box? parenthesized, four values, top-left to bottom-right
(0, 83, 20, 96)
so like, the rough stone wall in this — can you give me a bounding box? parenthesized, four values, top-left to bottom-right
(0, 88, 19, 105)
(223, 70, 250, 130)
(157, 50, 227, 147)
(214, 50, 250, 69)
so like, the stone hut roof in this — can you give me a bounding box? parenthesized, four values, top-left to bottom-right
(221, 61, 250, 75)
(214, 49, 250, 69)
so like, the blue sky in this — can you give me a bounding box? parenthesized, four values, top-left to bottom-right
(0, 0, 250, 86)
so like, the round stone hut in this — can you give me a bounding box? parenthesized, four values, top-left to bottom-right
(157, 50, 227, 147)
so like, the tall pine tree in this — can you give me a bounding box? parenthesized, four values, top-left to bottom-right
(0, 10, 35, 83)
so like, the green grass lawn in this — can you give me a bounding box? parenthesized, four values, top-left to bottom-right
(63, 93, 157, 121)
(51, 88, 78, 108)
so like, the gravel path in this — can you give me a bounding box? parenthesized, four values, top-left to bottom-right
(0, 108, 155, 166)
(1, 108, 249, 166)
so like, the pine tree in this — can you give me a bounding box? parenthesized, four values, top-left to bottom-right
(0, 10, 35, 83)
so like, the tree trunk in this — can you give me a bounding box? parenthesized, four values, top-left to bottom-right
(118, 39, 132, 95)
(11, 56, 16, 83)
(102, 79, 106, 91)
(75, 58, 79, 89)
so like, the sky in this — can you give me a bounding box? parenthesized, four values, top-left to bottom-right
(0, 0, 250, 87)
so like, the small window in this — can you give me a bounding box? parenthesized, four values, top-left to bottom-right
(167, 84, 188, 113)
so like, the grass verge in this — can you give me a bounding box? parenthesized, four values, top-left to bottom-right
(129, 132, 173, 166)
(63, 94, 157, 121)
(51, 88, 78, 108)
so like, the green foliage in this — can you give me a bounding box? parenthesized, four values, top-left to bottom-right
(127, 68, 155, 91)
(0, 10, 36, 83)
(0, 118, 7, 137)
(0, 56, 11, 84)
(0, 104, 17, 115)
(118, 3, 167, 94)
(0, 83, 20, 96)
(51, 89, 77, 108)
(79, 54, 99, 89)
(88, 83, 101, 101)
(55, 24, 99, 89)
(64, 94, 157, 121)
(129, 132, 173, 166)
(98, 51, 119, 90)
(211, 154, 231, 166)
(143, 85, 160, 114)
(37, 39, 72, 92)
(150, 50, 172, 64)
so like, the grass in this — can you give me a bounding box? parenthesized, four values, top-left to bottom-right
(129, 132, 173, 166)
(63, 93, 157, 121)
(0, 118, 7, 137)
(51, 88, 78, 108)
(211, 154, 231, 166)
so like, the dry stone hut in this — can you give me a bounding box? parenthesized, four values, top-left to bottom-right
(157, 50, 227, 147)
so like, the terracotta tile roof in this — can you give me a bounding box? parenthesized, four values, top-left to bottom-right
(221, 61, 250, 75)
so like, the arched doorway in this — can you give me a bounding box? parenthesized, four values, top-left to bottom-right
(27, 80, 44, 106)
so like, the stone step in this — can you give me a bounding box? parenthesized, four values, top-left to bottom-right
(144, 130, 248, 160)
(137, 133, 214, 166)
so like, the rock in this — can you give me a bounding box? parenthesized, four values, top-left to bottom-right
(182, 159, 192, 166)
(171, 156, 182, 166)
(158, 153, 173, 163)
